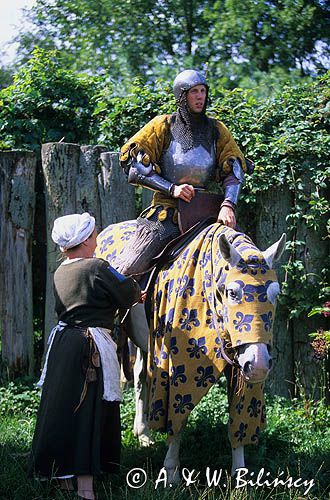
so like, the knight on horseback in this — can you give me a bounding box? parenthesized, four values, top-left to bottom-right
(114, 69, 253, 276)
(95, 70, 286, 485)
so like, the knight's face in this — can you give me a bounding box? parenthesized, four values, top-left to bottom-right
(186, 84, 207, 114)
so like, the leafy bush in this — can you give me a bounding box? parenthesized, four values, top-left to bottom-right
(0, 52, 328, 322)
(94, 77, 176, 151)
(0, 48, 100, 151)
(210, 74, 330, 317)
(0, 382, 40, 417)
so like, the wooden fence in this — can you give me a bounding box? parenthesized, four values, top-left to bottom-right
(0, 143, 327, 398)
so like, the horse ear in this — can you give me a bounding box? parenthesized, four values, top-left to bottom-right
(219, 234, 241, 267)
(263, 233, 287, 268)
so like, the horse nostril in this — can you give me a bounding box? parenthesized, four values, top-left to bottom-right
(269, 358, 273, 369)
(243, 361, 252, 373)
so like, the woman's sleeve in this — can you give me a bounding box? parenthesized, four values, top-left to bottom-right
(96, 261, 141, 309)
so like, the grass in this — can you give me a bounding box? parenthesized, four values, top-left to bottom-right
(0, 381, 329, 500)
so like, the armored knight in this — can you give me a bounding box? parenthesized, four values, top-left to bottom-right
(116, 69, 251, 275)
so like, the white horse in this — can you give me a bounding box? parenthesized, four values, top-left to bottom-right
(96, 222, 286, 483)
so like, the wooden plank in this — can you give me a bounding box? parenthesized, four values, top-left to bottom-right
(292, 175, 329, 398)
(42, 143, 106, 340)
(0, 151, 36, 377)
(255, 185, 294, 397)
(99, 152, 136, 225)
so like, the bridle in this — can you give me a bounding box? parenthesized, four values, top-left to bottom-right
(209, 225, 242, 371)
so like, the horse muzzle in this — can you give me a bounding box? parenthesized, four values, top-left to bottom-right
(241, 362, 272, 383)
(238, 344, 272, 383)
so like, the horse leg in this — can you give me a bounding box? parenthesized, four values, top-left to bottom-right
(133, 348, 154, 446)
(224, 365, 246, 476)
(226, 370, 266, 475)
(231, 446, 245, 476)
(164, 429, 183, 485)
(125, 305, 153, 445)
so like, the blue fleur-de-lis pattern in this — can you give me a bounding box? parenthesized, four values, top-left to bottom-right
(173, 394, 195, 414)
(187, 336, 208, 358)
(233, 312, 254, 332)
(194, 366, 216, 388)
(95, 221, 276, 449)
(171, 364, 187, 387)
(179, 308, 200, 331)
(261, 311, 273, 331)
(176, 275, 195, 299)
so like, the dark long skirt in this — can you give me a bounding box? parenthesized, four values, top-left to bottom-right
(29, 326, 121, 478)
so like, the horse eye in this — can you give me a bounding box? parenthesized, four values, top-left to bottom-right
(226, 288, 237, 299)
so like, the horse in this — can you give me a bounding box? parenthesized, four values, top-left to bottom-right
(95, 221, 286, 482)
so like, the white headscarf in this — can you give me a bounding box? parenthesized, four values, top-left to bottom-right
(51, 212, 96, 251)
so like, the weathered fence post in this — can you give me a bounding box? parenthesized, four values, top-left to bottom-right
(42, 145, 136, 346)
(292, 175, 329, 398)
(0, 151, 36, 377)
(42, 143, 106, 341)
(99, 152, 136, 224)
(255, 185, 294, 397)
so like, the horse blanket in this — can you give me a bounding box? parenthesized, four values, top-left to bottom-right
(97, 222, 272, 448)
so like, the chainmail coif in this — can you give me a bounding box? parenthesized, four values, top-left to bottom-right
(171, 92, 217, 154)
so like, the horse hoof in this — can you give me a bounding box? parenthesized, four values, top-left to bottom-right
(138, 434, 155, 447)
(166, 467, 180, 486)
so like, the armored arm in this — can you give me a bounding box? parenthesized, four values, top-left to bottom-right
(221, 158, 245, 211)
(127, 153, 174, 196)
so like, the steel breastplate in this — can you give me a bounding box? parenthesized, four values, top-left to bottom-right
(160, 138, 216, 188)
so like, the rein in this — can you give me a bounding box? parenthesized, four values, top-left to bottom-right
(209, 225, 241, 371)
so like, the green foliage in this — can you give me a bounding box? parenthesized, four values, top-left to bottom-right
(0, 52, 328, 320)
(308, 301, 330, 372)
(308, 302, 330, 318)
(0, 48, 100, 151)
(16, 0, 211, 81)
(15, 0, 330, 85)
(209, 74, 330, 317)
(0, 382, 39, 417)
(0, 64, 14, 90)
(94, 78, 176, 150)
(266, 394, 330, 450)
(203, 0, 330, 81)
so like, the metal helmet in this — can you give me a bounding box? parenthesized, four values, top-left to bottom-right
(173, 69, 208, 102)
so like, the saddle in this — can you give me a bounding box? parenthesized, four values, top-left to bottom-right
(143, 215, 217, 323)
(144, 191, 223, 275)
(150, 217, 215, 270)
(178, 190, 224, 233)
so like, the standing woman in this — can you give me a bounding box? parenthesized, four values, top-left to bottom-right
(29, 213, 141, 500)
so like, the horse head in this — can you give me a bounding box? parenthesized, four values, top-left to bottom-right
(214, 230, 286, 383)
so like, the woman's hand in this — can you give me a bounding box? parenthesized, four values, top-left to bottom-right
(139, 291, 147, 303)
(217, 206, 236, 228)
(172, 184, 195, 202)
